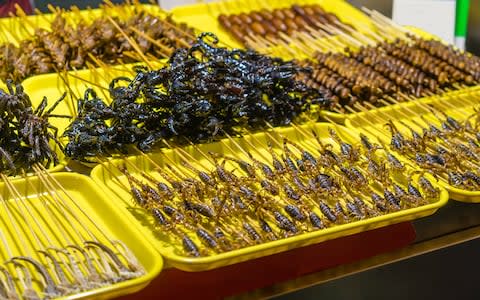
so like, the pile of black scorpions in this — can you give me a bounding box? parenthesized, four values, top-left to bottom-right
(63, 32, 331, 161)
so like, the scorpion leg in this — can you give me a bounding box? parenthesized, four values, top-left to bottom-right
(84, 241, 136, 280)
(33, 96, 48, 116)
(112, 240, 146, 276)
(7, 260, 42, 300)
(38, 250, 74, 295)
(66, 245, 105, 288)
(43, 93, 67, 117)
(0, 266, 19, 300)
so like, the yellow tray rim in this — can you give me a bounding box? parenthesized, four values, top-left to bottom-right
(90, 122, 449, 271)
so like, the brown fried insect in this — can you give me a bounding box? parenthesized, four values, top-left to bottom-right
(328, 128, 359, 162)
(273, 211, 298, 234)
(418, 176, 440, 199)
(196, 227, 219, 249)
(182, 234, 200, 257)
(243, 222, 263, 243)
(318, 201, 337, 223)
(181, 161, 215, 186)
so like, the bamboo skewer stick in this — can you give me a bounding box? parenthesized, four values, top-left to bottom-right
(1, 175, 61, 248)
(161, 139, 214, 171)
(34, 165, 144, 275)
(33, 165, 114, 247)
(19, 176, 94, 286)
(129, 27, 174, 57)
(0, 175, 76, 292)
(105, 16, 152, 69)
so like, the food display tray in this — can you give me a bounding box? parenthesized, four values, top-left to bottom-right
(170, 0, 480, 124)
(345, 87, 480, 202)
(319, 25, 480, 124)
(170, 0, 374, 49)
(0, 4, 164, 46)
(0, 172, 162, 299)
(90, 122, 448, 272)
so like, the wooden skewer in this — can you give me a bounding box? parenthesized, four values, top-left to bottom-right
(220, 130, 271, 163)
(298, 31, 332, 52)
(277, 32, 313, 56)
(83, 61, 114, 102)
(355, 105, 388, 131)
(268, 34, 310, 57)
(0, 175, 74, 289)
(17, 180, 99, 286)
(344, 106, 391, 140)
(129, 27, 174, 58)
(35, 163, 139, 277)
(387, 94, 466, 126)
(33, 165, 119, 246)
(63, 72, 109, 92)
(322, 23, 372, 47)
(0, 183, 35, 259)
(265, 123, 322, 156)
(56, 67, 79, 116)
(376, 99, 429, 129)
(105, 16, 152, 69)
(30, 170, 92, 244)
(161, 139, 215, 171)
(2, 174, 64, 247)
(306, 26, 345, 52)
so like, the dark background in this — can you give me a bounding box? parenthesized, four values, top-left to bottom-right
(275, 238, 480, 300)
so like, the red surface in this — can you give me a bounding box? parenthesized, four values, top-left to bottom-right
(0, 0, 32, 17)
(120, 222, 416, 300)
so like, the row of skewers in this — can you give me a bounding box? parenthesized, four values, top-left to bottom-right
(297, 36, 478, 110)
(0, 2, 196, 82)
(219, 5, 480, 111)
(0, 166, 146, 299)
(350, 91, 480, 192)
(106, 125, 440, 257)
(218, 3, 354, 44)
(2, 0, 479, 117)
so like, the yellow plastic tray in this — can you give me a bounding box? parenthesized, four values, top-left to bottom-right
(0, 172, 162, 299)
(345, 87, 480, 202)
(90, 122, 448, 271)
(170, 0, 374, 49)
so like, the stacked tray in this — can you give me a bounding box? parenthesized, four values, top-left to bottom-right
(90, 122, 448, 271)
(0, 3, 192, 84)
(0, 172, 162, 299)
(170, 0, 373, 50)
(345, 87, 480, 202)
